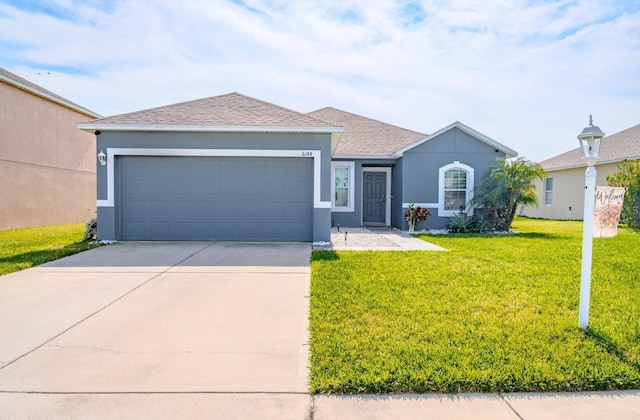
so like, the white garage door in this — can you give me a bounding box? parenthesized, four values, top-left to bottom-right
(119, 156, 313, 241)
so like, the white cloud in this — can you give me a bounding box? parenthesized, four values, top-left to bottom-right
(1, 0, 639, 161)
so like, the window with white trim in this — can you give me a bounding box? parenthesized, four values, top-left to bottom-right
(438, 161, 474, 217)
(544, 177, 553, 205)
(331, 162, 355, 212)
(444, 169, 467, 211)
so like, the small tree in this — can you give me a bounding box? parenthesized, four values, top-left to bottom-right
(474, 157, 545, 231)
(607, 159, 640, 228)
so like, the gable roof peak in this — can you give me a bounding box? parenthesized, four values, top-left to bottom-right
(307, 106, 426, 157)
(394, 120, 518, 158)
(82, 92, 341, 131)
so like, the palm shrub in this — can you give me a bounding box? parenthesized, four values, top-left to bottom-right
(474, 157, 545, 231)
(445, 212, 488, 233)
(607, 159, 640, 228)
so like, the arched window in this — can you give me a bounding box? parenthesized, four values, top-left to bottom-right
(438, 161, 474, 217)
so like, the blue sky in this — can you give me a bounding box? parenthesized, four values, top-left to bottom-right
(1, 0, 639, 161)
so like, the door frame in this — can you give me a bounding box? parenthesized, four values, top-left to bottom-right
(361, 167, 392, 226)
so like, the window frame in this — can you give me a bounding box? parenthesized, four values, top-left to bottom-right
(438, 161, 474, 217)
(544, 177, 553, 206)
(331, 161, 355, 212)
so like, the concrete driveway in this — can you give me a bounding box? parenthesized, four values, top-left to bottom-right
(0, 242, 312, 419)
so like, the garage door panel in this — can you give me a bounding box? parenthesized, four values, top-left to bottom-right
(191, 223, 216, 240)
(123, 200, 145, 217)
(261, 223, 290, 240)
(123, 222, 145, 238)
(286, 223, 314, 241)
(146, 222, 169, 239)
(123, 178, 146, 196)
(169, 223, 192, 238)
(170, 179, 192, 195)
(194, 201, 216, 217)
(216, 222, 252, 240)
(243, 180, 264, 196)
(170, 201, 192, 217)
(120, 156, 313, 241)
(287, 179, 309, 196)
(147, 179, 171, 197)
(218, 160, 245, 177)
(285, 201, 312, 219)
(262, 202, 287, 218)
(147, 201, 169, 217)
(193, 180, 217, 197)
(216, 202, 242, 218)
(217, 180, 243, 197)
(264, 182, 288, 196)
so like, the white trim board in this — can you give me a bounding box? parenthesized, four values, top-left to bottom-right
(79, 123, 343, 134)
(97, 148, 330, 209)
(402, 202, 439, 208)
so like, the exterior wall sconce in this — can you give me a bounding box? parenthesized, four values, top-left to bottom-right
(97, 150, 107, 166)
(577, 115, 605, 329)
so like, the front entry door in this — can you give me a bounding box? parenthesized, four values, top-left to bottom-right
(363, 171, 387, 224)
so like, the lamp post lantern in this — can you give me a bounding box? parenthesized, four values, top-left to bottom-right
(577, 115, 605, 329)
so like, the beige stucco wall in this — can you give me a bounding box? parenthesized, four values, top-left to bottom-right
(0, 81, 97, 230)
(522, 162, 619, 220)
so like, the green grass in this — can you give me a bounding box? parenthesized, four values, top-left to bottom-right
(310, 218, 640, 394)
(0, 223, 97, 276)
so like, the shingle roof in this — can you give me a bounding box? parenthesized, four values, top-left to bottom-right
(85, 92, 339, 130)
(0, 67, 100, 118)
(307, 107, 426, 156)
(542, 123, 640, 170)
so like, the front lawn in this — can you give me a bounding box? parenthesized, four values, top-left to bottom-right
(0, 223, 96, 276)
(310, 218, 640, 393)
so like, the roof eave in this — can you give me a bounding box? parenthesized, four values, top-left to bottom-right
(544, 155, 640, 172)
(77, 123, 345, 135)
(1, 73, 101, 119)
(332, 154, 398, 160)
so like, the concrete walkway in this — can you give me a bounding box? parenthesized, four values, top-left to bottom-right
(314, 227, 446, 251)
(1, 242, 639, 419)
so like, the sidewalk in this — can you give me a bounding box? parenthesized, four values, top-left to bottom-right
(312, 391, 640, 419)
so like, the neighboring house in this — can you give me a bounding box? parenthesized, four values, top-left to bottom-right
(522, 123, 640, 220)
(79, 92, 517, 242)
(0, 68, 101, 230)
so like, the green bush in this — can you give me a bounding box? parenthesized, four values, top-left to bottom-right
(608, 159, 640, 229)
(445, 212, 488, 233)
(474, 158, 545, 231)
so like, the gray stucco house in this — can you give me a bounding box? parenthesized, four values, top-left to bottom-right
(79, 93, 516, 242)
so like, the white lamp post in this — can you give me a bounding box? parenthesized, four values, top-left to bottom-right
(577, 115, 605, 329)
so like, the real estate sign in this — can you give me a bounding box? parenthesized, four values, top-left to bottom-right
(594, 186, 626, 238)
